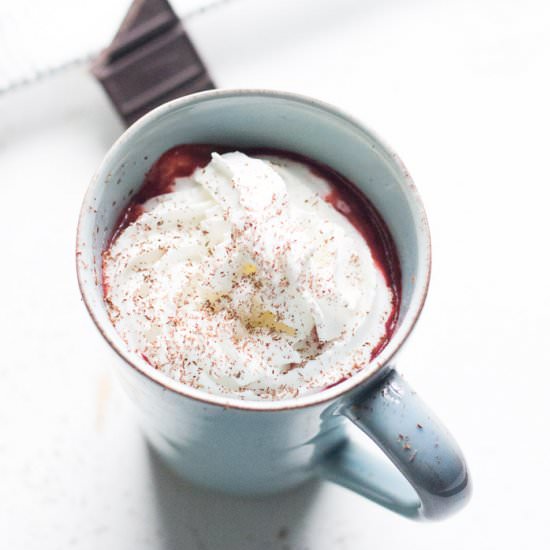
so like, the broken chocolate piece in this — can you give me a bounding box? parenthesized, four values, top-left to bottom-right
(92, 0, 214, 125)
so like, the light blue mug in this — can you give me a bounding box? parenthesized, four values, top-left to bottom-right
(76, 89, 470, 520)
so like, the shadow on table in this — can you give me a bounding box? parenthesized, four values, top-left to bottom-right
(146, 442, 321, 550)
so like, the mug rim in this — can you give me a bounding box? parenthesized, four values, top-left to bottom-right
(76, 88, 431, 412)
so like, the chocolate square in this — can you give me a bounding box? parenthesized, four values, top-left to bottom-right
(92, 0, 215, 125)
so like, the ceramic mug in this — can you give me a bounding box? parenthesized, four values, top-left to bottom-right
(76, 89, 470, 520)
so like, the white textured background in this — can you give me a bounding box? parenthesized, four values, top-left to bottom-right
(1, 0, 549, 548)
(0, 0, 221, 91)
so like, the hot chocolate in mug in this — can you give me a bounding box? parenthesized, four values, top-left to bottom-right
(76, 89, 471, 520)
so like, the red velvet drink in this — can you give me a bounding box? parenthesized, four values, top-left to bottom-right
(102, 145, 400, 400)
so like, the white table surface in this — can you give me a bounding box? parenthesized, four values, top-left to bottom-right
(1, 0, 549, 548)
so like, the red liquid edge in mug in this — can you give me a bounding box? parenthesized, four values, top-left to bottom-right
(103, 144, 402, 388)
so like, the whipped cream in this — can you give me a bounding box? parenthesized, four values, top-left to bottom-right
(103, 152, 394, 400)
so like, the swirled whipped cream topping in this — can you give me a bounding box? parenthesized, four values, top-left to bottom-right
(103, 152, 394, 400)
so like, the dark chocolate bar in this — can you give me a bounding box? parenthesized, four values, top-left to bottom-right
(92, 0, 215, 125)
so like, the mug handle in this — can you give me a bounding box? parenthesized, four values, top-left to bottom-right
(319, 369, 471, 520)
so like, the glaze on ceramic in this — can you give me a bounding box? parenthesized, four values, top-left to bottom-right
(76, 89, 470, 519)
